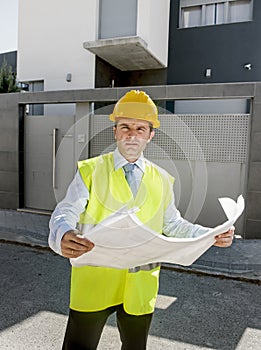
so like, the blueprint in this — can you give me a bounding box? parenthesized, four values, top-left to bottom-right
(70, 195, 244, 269)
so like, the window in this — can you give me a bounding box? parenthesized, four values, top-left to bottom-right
(99, 0, 137, 39)
(28, 80, 44, 115)
(216, 3, 226, 24)
(205, 4, 215, 25)
(179, 0, 253, 28)
(182, 6, 201, 27)
(229, 0, 253, 23)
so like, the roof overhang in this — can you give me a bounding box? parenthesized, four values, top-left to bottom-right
(83, 36, 166, 71)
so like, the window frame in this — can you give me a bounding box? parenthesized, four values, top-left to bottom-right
(179, 0, 254, 28)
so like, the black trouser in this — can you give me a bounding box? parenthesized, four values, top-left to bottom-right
(62, 305, 153, 350)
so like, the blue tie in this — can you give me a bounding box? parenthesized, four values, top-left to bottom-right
(123, 163, 138, 196)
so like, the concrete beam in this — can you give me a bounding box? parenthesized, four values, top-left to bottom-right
(83, 36, 166, 71)
(16, 83, 257, 105)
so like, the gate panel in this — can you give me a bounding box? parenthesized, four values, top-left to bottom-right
(24, 115, 75, 211)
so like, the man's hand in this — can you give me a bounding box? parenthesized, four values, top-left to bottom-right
(61, 230, 94, 258)
(214, 227, 235, 247)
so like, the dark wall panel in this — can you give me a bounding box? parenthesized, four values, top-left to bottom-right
(167, 0, 261, 84)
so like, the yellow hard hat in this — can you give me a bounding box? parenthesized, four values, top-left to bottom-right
(109, 90, 160, 128)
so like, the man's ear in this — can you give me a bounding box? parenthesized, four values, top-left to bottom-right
(148, 130, 155, 143)
(113, 126, 117, 139)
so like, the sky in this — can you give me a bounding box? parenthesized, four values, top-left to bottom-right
(0, 0, 18, 53)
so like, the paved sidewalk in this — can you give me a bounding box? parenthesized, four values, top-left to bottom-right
(0, 209, 260, 283)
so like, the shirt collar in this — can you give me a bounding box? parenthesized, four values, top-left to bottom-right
(113, 148, 146, 172)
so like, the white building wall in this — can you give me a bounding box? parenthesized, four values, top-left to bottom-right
(137, 0, 170, 67)
(17, 0, 99, 91)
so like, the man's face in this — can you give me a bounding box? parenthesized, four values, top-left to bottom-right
(113, 118, 155, 162)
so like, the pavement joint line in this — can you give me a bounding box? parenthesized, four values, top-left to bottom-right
(162, 264, 261, 285)
(0, 238, 51, 252)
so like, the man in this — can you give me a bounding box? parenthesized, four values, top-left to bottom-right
(49, 90, 234, 350)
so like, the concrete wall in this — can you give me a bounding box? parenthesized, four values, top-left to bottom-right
(95, 56, 167, 88)
(17, 0, 98, 91)
(0, 83, 260, 238)
(0, 93, 20, 208)
(137, 0, 170, 67)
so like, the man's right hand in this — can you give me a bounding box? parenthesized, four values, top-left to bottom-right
(61, 230, 94, 258)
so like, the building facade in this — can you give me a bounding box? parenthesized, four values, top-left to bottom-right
(95, 0, 258, 87)
(168, 0, 258, 84)
(17, 0, 259, 89)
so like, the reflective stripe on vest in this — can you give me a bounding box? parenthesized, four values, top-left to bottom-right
(70, 153, 174, 315)
(128, 263, 161, 273)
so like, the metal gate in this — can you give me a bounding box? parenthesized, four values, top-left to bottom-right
(24, 114, 75, 211)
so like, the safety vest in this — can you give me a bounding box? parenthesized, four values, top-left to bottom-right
(70, 152, 174, 315)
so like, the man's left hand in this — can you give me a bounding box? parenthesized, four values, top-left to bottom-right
(214, 227, 235, 247)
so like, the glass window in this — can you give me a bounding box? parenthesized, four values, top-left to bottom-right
(179, 0, 253, 28)
(205, 4, 215, 25)
(182, 6, 202, 28)
(28, 81, 44, 115)
(216, 3, 225, 24)
(229, 0, 252, 23)
(99, 0, 137, 39)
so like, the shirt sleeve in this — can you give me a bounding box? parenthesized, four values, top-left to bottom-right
(162, 189, 210, 238)
(48, 170, 89, 255)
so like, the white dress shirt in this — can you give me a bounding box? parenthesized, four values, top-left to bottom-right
(49, 149, 209, 255)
